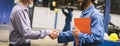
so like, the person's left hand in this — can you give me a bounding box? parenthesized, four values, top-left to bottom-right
(72, 28, 80, 38)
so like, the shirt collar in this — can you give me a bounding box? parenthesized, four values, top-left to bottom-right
(82, 5, 95, 15)
(17, 2, 28, 11)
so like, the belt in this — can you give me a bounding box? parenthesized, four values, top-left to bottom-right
(9, 43, 31, 46)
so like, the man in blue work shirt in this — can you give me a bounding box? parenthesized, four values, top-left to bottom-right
(54, 0, 105, 46)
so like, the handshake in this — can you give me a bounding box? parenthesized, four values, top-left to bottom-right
(49, 29, 59, 40)
(48, 28, 80, 40)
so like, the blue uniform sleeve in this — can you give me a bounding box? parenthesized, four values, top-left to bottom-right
(58, 31, 74, 43)
(78, 14, 104, 44)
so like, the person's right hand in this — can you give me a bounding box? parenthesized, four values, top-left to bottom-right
(49, 29, 59, 40)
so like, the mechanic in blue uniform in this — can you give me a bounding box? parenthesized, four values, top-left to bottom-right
(57, 0, 105, 46)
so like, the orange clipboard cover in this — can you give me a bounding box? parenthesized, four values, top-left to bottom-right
(74, 17, 91, 45)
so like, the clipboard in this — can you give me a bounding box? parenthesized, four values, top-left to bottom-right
(74, 17, 91, 45)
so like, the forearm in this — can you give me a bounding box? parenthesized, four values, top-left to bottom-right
(22, 29, 51, 39)
(58, 31, 74, 43)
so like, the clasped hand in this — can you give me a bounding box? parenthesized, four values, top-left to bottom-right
(49, 29, 59, 40)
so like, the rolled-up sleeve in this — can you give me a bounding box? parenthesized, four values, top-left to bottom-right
(78, 14, 104, 43)
(14, 10, 51, 39)
(58, 31, 74, 43)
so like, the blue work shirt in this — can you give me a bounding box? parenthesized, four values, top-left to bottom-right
(58, 5, 104, 46)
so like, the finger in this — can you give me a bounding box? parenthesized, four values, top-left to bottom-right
(53, 32, 58, 38)
(50, 33, 56, 39)
(73, 26, 79, 31)
(72, 30, 78, 36)
(54, 31, 59, 35)
(72, 30, 76, 35)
